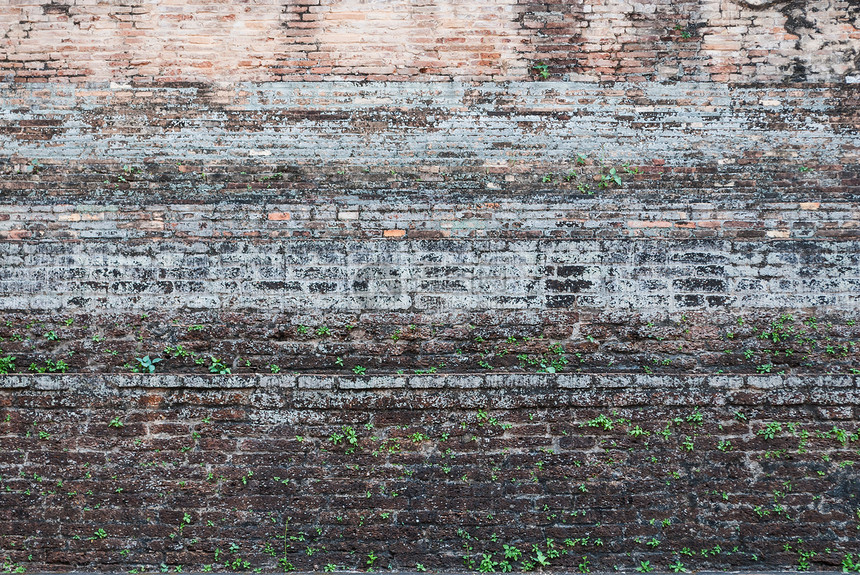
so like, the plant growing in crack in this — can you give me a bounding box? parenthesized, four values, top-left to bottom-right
(134, 355, 162, 373)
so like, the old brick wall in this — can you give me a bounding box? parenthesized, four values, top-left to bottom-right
(1, 374, 860, 573)
(2, 0, 860, 83)
(0, 82, 858, 377)
(1, 0, 860, 572)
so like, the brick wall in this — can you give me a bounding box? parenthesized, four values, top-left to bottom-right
(1, 81, 858, 378)
(1, 0, 860, 572)
(2, 0, 859, 83)
(1, 374, 859, 573)
(2, 82, 859, 167)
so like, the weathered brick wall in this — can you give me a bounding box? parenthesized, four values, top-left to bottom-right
(1, 374, 859, 573)
(1, 0, 860, 572)
(2, 83, 859, 167)
(2, 0, 860, 83)
(1, 82, 858, 377)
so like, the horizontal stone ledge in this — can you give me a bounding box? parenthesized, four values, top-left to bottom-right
(5, 79, 854, 95)
(0, 373, 857, 392)
(17, 572, 853, 575)
(17, 572, 855, 575)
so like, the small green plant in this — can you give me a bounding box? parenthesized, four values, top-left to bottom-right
(533, 62, 550, 79)
(135, 355, 162, 373)
(843, 553, 860, 573)
(109, 417, 124, 428)
(503, 545, 522, 562)
(353, 365, 367, 375)
(758, 422, 782, 440)
(0, 353, 15, 374)
(635, 560, 653, 573)
(578, 556, 591, 573)
(2, 558, 25, 574)
(795, 545, 816, 571)
(209, 357, 231, 375)
(685, 407, 703, 426)
(29, 359, 68, 373)
(673, 23, 692, 38)
(587, 413, 614, 431)
(478, 554, 498, 573)
(599, 167, 623, 188)
(164, 344, 190, 358)
(531, 548, 550, 568)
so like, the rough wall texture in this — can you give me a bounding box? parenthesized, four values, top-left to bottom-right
(2, 0, 860, 83)
(1, 0, 860, 572)
(1, 374, 860, 573)
(0, 82, 858, 376)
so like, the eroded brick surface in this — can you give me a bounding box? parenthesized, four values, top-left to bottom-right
(1, 0, 859, 82)
(0, 83, 858, 379)
(2, 0, 860, 572)
(0, 375, 858, 572)
(2, 83, 859, 167)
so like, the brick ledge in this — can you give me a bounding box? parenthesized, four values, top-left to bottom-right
(1, 373, 857, 391)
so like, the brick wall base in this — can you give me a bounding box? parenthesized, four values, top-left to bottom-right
(1, 374, 858, 573)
